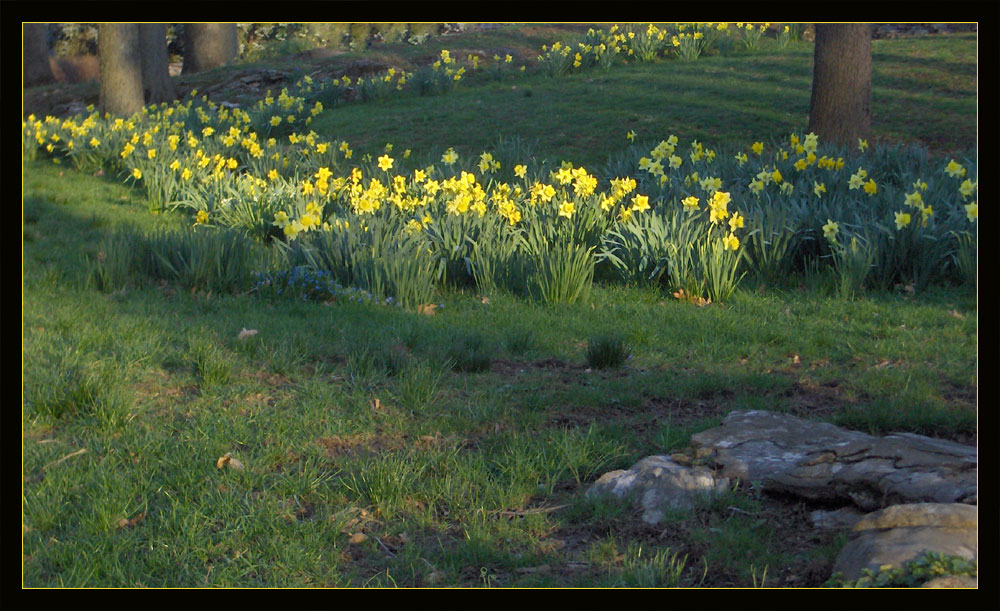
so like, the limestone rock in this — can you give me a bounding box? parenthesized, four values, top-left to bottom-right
(810, 507, 864, 530)
(832, 503, 977, 582)
(586, 456, 730, 524)
(922, 575, 978, 588)
(689, 411, 976, 510)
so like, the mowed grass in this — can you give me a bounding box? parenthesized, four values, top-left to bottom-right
(22, 27, 977, 588)
(307, 31, 975, 167)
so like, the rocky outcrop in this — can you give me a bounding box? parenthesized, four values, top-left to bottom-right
(688, 411, 976, 511)
(585, 455, 730, 524)
(831, 503, 977, 583)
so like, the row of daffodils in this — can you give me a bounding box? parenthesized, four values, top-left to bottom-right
(22, 74, 976, 306)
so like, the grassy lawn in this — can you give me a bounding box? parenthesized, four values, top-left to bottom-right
(22, 25, 977, 588)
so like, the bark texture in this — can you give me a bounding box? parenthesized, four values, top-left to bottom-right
(23, 23, 55, 87)
(808, 24, 873, 146)
(98, 23, 145, 117)
(182, 23, 239, 74)
(138, 24, 176, 104)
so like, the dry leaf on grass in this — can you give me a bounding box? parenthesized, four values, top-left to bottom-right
(238, 327, 258, 339)
(371, 397, 385, 411)
(949, 309, 966, 320)
(416, 303, 437, 316)
(117, 512, 145, 529)
(349, 532, 368, 544)
(672, 288, 711, 307)
(216, 452, 244, 470)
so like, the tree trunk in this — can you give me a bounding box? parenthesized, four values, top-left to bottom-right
(23, 23, 55, 87)
(138, 23, 176, 104)
(98, 23, 145, 117)
(808, 24, 873, 146)
(182, 23, 239, 74)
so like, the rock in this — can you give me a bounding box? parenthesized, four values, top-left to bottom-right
(810, 507, 864, 530)
(922, 575, 978, 588)
(689, 411, 976, 511)
(586, 456, 730, 524)
(832, 503, 977, 582)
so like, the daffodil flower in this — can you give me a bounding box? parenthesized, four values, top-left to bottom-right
(894, 211, 911, 230)
(822, 219, 839, 242)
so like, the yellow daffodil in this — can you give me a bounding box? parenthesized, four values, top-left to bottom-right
(751, 142, 764, 155)
(959, 179, 977, 198)
(857, 138, 868, 152)
(728, 213, 744, 231)
(682, 195, 700, 212)
(132, 168, 142, 180)
(822, 219, 839, 242)
(558, 200, 575, 218)
(944, 159, 966, 178)
(904, 191, 924, 208)
(195, 210, 209, 225)
(631, 194, 650, 212)
(813, 182, 826, 198)
(723, 232, 740, 251)
(377, 155, 394, 172)
(894, 211, 911, 230)
(514, 164, 527, 179)
(863, 179, 877, 196)
(965, 201, 977, 222)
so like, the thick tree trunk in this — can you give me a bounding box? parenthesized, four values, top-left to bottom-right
(138, 23, 176, 104)
(182, 24, 239, 74)
(808, 24, 873, 146)
(23, 23, 55, 87)
(98, 23, 145, 117)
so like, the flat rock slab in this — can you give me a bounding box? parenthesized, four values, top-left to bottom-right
(689, 410, 976, 511)
(586, 456, 730, 524)
(832, 503, 977, 582)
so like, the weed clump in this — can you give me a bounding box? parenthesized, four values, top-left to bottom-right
(586, 333, 631, 369)
(447, 331, 494, 372)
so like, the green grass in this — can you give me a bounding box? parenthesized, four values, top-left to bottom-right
(22, 26, 976, 588)
(306, 31, 975, 168)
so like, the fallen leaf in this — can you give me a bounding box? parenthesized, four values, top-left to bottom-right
(948, 309, 966, 320)
(416, 303, 437, 316)
(216, 452, 244, 470)
(874, 359, 892, 369)
(477, 295, 490, 304)
(791, 354, 801, 365)
(371, 397, 384, 411)
(426, 571, 445, 585)
(238, 327, 258, 339)
(117, 512, 145, 529)
(349, 532, 368, 544)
